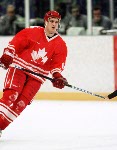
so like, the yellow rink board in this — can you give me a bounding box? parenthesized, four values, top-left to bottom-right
(0, 92, 117, 101)
(34, 92, 117, 101)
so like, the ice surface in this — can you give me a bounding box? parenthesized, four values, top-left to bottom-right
(0, 100, 117, 150)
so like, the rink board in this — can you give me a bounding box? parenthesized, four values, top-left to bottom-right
(35, 92, 117, 101)
(0, 92, 116, 101)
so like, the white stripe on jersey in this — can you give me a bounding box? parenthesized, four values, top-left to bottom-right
(0, 112, 12, 123)
(7, 45, 15, 52)
(9, 68, 16, 88)
(51, 68, 62, 74)
(0, 102, 18, 117)
(0, 103, 18, 123)
(14, 56, 49, 74)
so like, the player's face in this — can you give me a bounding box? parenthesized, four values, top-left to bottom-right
(45, 17, 59, 35)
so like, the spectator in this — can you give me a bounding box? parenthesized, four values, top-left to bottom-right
(55, 4, 87, 35)
(54, 2, 70, 35)
(113, 18, 117, 29)
(64, 5, 87, 31)
(92, 6, 112, 30)
(0, 4, 24, 35)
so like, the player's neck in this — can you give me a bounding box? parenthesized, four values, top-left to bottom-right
(45, 29, 55, 37)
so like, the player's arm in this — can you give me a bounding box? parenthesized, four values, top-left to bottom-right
(50, 42, 68, 89)
(0, 28, 33, 69)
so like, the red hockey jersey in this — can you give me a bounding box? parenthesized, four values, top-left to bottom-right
(3, 27, 67, 83)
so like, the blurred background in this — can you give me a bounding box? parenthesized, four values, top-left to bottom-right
(0, 0, 117, 36)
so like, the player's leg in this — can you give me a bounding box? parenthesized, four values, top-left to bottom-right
(11, 76, 42, 115)
(0, 90, 19, 130)
(0, 67, 27, 130)
(0, 75, 42, 131)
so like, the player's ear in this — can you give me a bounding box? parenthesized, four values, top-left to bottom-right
(45, 21, 48, 26)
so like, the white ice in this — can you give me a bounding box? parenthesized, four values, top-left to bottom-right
(0, 100, 117, 150)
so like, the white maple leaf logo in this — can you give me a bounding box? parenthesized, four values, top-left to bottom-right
(31, 48, 48, 64)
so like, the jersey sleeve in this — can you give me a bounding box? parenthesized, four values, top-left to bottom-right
(50, 41, 67, 75)
(3, 28, 34, 58)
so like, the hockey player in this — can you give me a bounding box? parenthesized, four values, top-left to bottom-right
(0, 10, 68, 137)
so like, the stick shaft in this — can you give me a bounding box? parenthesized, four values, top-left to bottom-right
(66, 84, 105, 99)
(21, 67, 53, 81)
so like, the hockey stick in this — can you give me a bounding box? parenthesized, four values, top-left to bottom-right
(14, 66, 105, 99)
